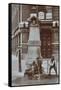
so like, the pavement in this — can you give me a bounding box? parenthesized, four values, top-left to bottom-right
(12, 74, 59, 86)
(12, 53, 59, 86)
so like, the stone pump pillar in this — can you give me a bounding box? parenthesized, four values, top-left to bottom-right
(26, 16, 41, 68)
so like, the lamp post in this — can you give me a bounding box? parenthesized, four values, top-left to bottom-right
(18, 4, 22, 72)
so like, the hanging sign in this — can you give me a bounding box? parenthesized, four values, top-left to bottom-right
(38, 12, 44, 20)
(46, 12, 52, 19)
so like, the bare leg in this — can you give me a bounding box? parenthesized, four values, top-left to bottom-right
(49, 66, 53, 75)
(49, 67, 51, 75)
(54, 66, 57, 75)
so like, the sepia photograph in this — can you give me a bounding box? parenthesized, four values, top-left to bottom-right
(9, 3, 60, 86)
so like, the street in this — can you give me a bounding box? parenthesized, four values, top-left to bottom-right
(12, 74, 59, 86)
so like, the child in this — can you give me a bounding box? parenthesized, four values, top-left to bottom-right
(49, 56, 57, 75)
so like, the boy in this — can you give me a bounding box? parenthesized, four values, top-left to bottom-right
(49, 56, 57, 75)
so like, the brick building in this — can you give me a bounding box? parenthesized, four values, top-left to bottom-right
(12, 4, 59, 56)
(11, 4, 59, 74)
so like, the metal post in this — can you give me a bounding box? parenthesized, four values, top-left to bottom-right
(18, 4, 22, 72)
(47, 60, 48, 74)
(18, 33, 21, 72)
(20, 4, 22, 59)
(19, 49, 21, 72)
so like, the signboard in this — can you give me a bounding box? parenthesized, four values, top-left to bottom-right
(28, 41, 41, 46)
(19, 21, 29, 28)
(30, 13, 37, 18)
(38, 12, 44, 20)
(46, 12, 52, 19)
(19, 22, 24, 28)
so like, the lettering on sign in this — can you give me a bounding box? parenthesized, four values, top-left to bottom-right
(38, 12, 44, 20)
(28, 41, 41, 46)
(30, 13, 37, 18)
(46, 12, 52, 19)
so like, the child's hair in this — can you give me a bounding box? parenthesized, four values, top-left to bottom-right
(37, 57, 39, 60)
(33, 61, 36, 65)
(51, 56, 54, 62)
